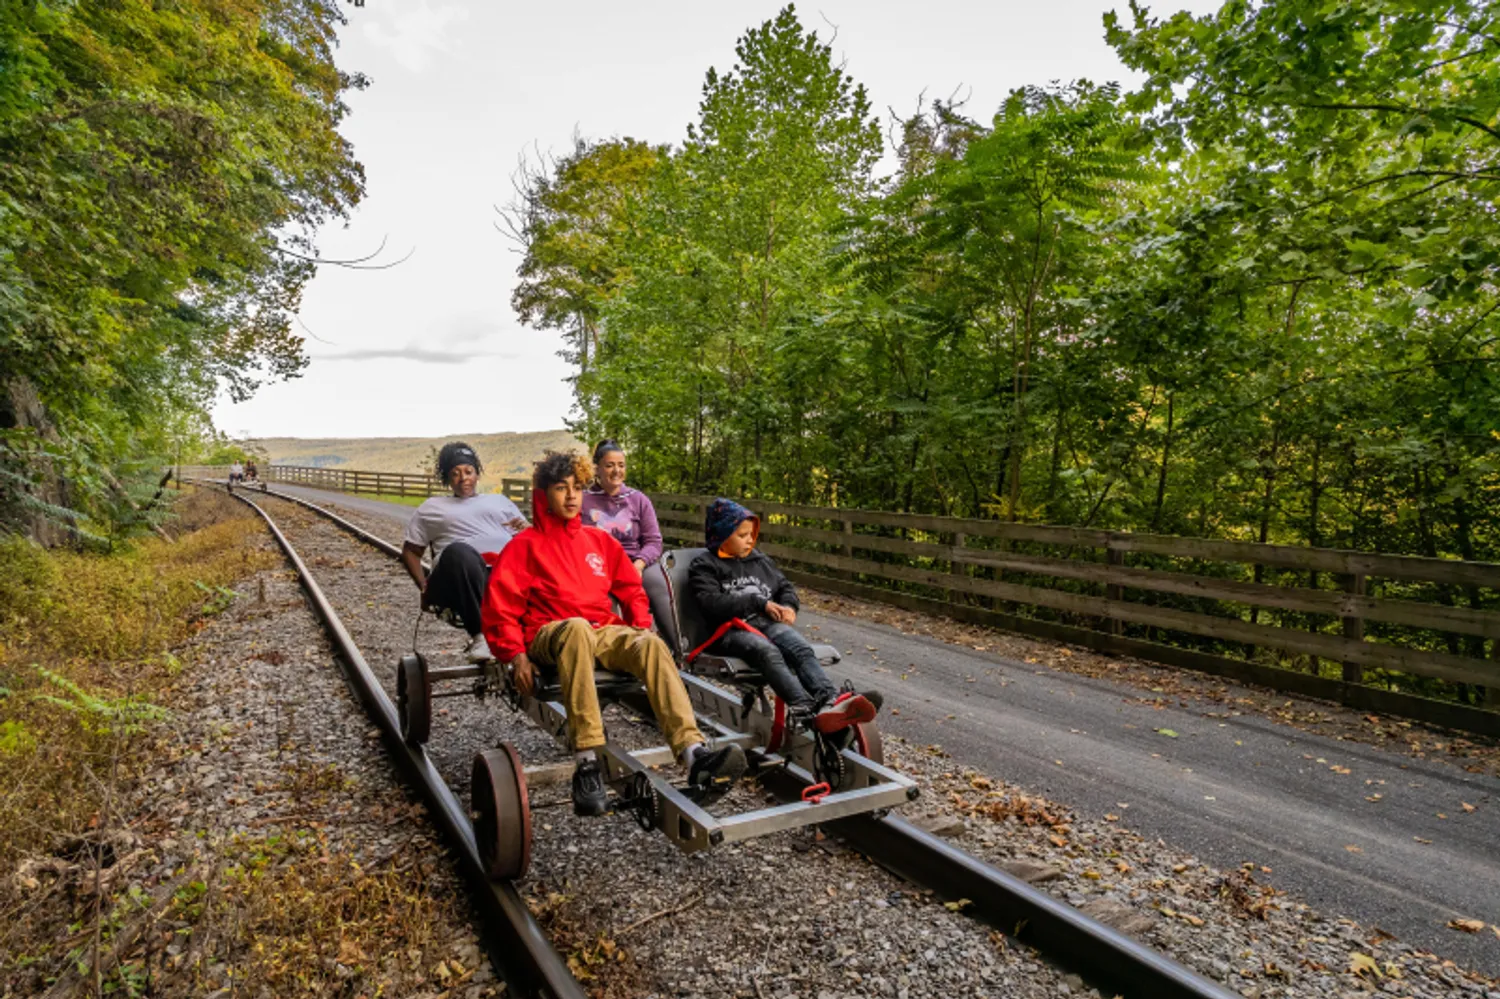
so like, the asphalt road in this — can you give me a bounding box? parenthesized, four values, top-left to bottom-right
(257, 482, 1500, 973)
(800, 608, 1500, 975)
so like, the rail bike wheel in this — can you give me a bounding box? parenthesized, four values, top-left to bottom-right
(852, 718, 884, 765)
(397, 653, 431, 746)
(472, 743, 532, 880)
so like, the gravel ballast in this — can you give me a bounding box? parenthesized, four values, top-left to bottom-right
(259, 490, 1500, 999)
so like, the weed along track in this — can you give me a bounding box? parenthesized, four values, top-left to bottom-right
(213, 481, 1240, 999)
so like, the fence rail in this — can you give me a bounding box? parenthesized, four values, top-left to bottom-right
(650, 491, 1498, 728)
(177, 464, 532, 504)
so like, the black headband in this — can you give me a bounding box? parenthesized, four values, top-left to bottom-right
(441, 447, 479, 477)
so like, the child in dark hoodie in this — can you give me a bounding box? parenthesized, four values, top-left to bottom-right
(688, 498, 880, 733)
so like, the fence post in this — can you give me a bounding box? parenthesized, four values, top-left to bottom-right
(949, 532, 966, 605)
(1105, 545, 1124, 636)
(842, 517, 854, 558)
(1341, 573, 1366, 685)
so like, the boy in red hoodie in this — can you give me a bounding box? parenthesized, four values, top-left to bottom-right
(481, 452, 746, 816)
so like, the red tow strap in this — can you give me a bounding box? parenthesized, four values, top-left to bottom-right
(685, 617, 766, 664)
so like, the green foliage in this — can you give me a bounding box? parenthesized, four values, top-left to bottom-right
(507, 2, 1500, 580)
(0, 0, 364, 539)
(31, 666, 169, 736)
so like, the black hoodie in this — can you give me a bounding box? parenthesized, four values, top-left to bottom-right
(688, 548, 800, 632)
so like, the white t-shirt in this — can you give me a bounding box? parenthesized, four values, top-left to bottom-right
(404, 493, 526, 563)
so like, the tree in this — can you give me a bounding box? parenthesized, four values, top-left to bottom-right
(0, 0, 365, 540)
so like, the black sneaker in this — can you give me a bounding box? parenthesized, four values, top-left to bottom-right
(688, 743, 747, 800)
(571, 759, 608, 817)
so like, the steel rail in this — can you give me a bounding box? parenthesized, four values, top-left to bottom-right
(216, 484, 585, 999)
(243, 481, 1240, 999)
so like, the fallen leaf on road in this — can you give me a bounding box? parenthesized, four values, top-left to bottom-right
(1330, 765, 1351, 775)
(1348, 952, 1380, 978)
(1365, 794, 1383, 802)
(1048, 834, 1067, 848)
(1460, 802, 1475, 813)
(1414, 836, 1431, 844)
(1104, 813, 1119, 822)
(1448, 919, 1485, 933)
(1344, 844, 1363, 853)
(1156, 728, 1178, 738)
(943, 898, 973, 912)
(1437, 812, 1448, 819)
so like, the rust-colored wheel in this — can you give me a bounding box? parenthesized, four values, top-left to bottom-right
(397, 653, 431, 745)
(472, 744, 532, 880)
(853, 718, 884, 765)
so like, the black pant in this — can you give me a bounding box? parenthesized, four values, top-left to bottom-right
(711, 622, 837, 710)
(425, 542, 488, 636)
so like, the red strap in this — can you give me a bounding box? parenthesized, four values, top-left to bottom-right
(801, 782, 831, 804)
(685, 617, 765, 664)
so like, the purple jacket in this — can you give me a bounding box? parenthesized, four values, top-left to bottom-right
(580, 485, 663, 565)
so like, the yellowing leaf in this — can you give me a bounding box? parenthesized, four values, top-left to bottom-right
(1156, 728, 1178, 738)
(1447, 918, 1485, 933)
(1344, 844, 1363, 853)
(1348, 952, 1380, 978)
(943, 898, 973, 912)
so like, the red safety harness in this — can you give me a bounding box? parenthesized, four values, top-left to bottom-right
(684, 617, 765, 664)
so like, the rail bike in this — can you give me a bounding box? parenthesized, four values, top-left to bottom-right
(396, 547, 918, 880)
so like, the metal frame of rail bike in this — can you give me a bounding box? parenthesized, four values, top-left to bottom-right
(396, 551, 918, 880)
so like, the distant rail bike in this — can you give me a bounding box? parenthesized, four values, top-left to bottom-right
(396, 547, 918, 879)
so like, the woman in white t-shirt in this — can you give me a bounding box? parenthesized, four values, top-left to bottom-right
(401, 442, 527, 661)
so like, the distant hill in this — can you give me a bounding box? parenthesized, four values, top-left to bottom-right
(254, 430, 582, 492)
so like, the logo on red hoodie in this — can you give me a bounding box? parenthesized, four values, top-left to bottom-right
(585, 552, 607, 577)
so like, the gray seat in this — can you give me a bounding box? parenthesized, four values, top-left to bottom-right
(644, 547, 840, 686)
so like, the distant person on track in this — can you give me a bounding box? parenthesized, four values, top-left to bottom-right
(402, 442, 527, 663)
(482, 451, 746, 817)
(244, 460, 258, 483)
(581, 439, 663, 574)
(689, 498, 881, 735)
(228, 461, 244, 485)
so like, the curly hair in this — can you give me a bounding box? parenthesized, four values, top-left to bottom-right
(533, 450, 593, 492)
(435, 441, 482, 481)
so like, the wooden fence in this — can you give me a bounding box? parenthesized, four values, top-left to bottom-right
(265, 464, 532, 504)
(651, 492, 1500, 733)
(176, 464, 532, 505)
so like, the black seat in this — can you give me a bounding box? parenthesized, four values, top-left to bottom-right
(532, 662, 642, 703)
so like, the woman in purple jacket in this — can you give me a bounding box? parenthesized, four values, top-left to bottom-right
(580, 440, 663, 574)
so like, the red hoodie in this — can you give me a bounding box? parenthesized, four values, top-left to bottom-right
(481, 489, 652, 662)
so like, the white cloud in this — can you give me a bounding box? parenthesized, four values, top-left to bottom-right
(363, 2, 468, 73)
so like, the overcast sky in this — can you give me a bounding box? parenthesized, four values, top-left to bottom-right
(214, 0, 1220, 441)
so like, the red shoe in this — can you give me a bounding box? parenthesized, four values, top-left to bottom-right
(813, 693, 876, 734)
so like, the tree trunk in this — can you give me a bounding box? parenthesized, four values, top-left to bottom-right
(1149, 392, 1174, 531)
(0, 376, 78, 547)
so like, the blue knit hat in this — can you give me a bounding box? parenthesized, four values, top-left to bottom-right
(705, 497, 758, 551)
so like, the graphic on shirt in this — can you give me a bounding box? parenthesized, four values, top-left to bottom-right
(724, 575, 773, 602)
(585, 552, 607, 577)
(589, 507, 636, 540)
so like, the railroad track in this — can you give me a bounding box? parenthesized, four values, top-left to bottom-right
(215, 479, 1238, 999)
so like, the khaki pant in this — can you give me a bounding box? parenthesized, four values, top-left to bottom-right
(528, 618, 704, 757)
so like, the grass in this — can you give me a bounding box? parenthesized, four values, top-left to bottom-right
(0, 487, 276, 870)
(0, 488, 494, 998)
(357, 491, 427, 507)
